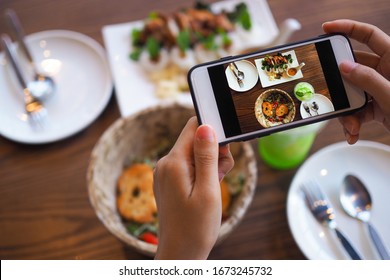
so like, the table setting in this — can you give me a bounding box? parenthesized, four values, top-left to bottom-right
(0, 0, 390, 260)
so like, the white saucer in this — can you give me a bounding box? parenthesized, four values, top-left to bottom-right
(0, 30, 113, 144)
(287, 140, 390, 259)
(225, 60, 258, 92)
(300, 93, 334, 118)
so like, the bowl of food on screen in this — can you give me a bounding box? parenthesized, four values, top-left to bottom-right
(255, 88, 296, 128)
(87, 103, 257, 256)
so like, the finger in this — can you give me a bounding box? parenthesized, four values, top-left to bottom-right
(322, 20, 390, 56)
(218, 144, 234, 181)
(339, 115, 361, 144)
(193, 124, 219, 189)
(340, 60, 390, 108)
(354, 50, 380, 69)
(169, 116, 198, 158)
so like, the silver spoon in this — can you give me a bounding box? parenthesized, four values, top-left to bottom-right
(5, 9, 55, 101)
(341, 174, 390, 260)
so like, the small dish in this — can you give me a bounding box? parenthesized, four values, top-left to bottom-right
(102, 0, 279, 117)
(299, 93, 334, 118)
(225, 60, 258, 92)
(0, 30, 112, 144)
(255, 50, 303, 88)
(287, 140, 390, 259)
(254, 88, 296, 128)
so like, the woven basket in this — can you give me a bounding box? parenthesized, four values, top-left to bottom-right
(87, 103, 257, 257)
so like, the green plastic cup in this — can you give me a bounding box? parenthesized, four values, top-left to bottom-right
(258, 122, 326, 170)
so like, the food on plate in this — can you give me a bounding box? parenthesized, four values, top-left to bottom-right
(129, 1, 253, 97)
(255, 89, 296, 128)
(261, 91, 293, 122)
(261, 52, 293, 80)
(262, 101, 273, 117)
(294, 82, 314, 101)
(287, 67, 297, 76)
(116, 147, 245, 245)
(275, 104, 289, 117)
(117, 163, 157, 223)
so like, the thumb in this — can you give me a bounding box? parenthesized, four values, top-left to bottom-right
(340, 61, 390, 108)
(193, 125, 219, 187)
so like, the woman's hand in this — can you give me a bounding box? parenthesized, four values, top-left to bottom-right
(323, 19, 390, 144)
(153, 117, 234, 259)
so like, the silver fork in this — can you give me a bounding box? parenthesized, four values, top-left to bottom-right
(1, 34, 47, 128)
(229, 63, 243, 88)
(233, 61, 245, 80)
(301, 180, 363, 260)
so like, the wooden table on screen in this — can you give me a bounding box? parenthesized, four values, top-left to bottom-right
(0, 0, 389, 260)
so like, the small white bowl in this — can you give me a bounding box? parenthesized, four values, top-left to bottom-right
(87, 103, 257, 257)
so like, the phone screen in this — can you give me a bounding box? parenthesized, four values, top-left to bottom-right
(206, 40, 350, 138)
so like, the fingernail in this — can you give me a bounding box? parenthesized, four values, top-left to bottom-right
(340, 60, 358, 73)
(196, 125, 215, 143)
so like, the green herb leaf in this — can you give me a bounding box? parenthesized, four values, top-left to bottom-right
(131, 28, 142, 46)
(228, 3, 252, 31)
(177, 29, 191, 52)
(148, 11, 159, 20)
(146, 37, 161, 60)
(129, 48, 143, 61)
(219, 31, 232, 48)
(201, 34, 218, 51)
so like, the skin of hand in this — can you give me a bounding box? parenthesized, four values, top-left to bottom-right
(153, 117, 234, 260)
(323, 19, 390, 144)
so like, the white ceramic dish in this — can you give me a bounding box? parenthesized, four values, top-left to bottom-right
(299, 93, 334, 118)
(287, 140, 390, 259)
(102, 0, 279, 117)
(225, 60, 258, 92)
(0, 30, 112, 144)
(255, 50, 303, 88)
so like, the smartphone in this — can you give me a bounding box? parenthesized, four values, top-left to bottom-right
(188, 34, 367, 144)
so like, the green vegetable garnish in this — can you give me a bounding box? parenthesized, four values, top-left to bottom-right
(198, 33, 218, 51)
(148, 11, 159, 20)
(177, 29, 191, 52)
(129, 48, 143, 61)
(219, 30, 232, 48)
(131, 28, 142, 46)
(146, 37, 161, 61)
(228, 3, 252, 31)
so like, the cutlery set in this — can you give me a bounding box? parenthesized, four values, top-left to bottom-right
(229, 62, 245, 88)
(301, 176, 389, 260)
(1, 9, 55, 128)
(303, 101, 319, 116)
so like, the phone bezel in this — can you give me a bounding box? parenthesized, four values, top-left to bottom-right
(188, 34, 367, 144)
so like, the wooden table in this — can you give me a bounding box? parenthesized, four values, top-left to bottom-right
(1, 0, 389, 260)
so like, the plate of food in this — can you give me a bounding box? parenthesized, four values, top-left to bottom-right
(102, 0, 279, 116)
(225, 60, 258, 92)
(87, 104, 258, 256)
(254, 88, 296, 128)
(255, 50, 303, 88)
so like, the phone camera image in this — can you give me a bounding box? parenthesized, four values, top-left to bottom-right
(205, 39, 351, 140)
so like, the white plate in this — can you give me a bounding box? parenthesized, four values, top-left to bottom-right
(225, 60, 258, 92)
(102, 0, 279, 117)
(299, 93, 334, 118)
(287, 140, 390, 259)
(0, 30, 113, 144)
(255, 50, 303, 88)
